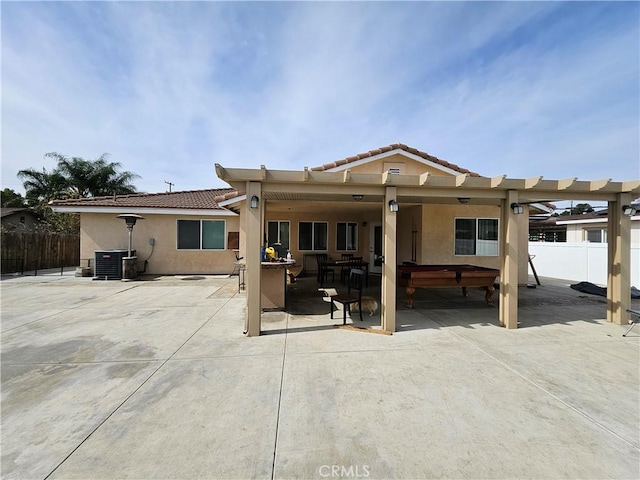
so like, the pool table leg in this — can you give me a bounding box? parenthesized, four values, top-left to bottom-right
(405, 286, 415, 308)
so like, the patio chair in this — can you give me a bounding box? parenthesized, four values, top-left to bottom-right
(340, 256, 360, 285)
(316, 253, 334, 284)
(331, 268, 365, 325)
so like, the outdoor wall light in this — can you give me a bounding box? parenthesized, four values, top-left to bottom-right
(510, 203, 524, 215)
(622, 205, 637, 216)
(250, 195, 260, 209)
(352, 194, 364, 201)
(388, 199, 399, 212)
(457, 197, 470, 204)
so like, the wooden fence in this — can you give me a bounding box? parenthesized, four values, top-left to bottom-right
(1, 232, 80, 274)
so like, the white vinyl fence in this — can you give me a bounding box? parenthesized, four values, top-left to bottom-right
(528, 242, 640, 287)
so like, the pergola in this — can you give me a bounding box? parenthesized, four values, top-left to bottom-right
(216, 163, 640, 336)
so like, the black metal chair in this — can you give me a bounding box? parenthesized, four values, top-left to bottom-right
(331, 268, 365, 325)
(315, 253, 334, 284)
(340, 256, 359, 285)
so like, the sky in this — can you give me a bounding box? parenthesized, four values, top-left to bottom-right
(2, 1, 639, 197)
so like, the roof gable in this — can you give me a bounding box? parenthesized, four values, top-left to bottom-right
(311, 143, 482, 177)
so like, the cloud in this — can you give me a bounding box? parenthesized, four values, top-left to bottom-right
(2, 2, 638, 196)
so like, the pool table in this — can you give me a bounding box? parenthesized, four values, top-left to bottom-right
(398, 264, 500, 308)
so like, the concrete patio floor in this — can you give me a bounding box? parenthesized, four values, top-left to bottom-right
(1, 271, 638, 479)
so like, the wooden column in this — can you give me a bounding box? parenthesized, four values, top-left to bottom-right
(499, 190, 519, 329)
(381, 187, 397, 333)
(607, 193, 632, 325)
(245, 181, 262, 336)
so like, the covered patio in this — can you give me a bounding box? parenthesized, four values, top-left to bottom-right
(216, 162, 639, 337)
(263, 273, 637, 335)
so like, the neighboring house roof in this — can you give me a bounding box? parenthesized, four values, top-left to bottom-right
(310, 142, 482, 177)
(1, 207, 32, 218)
(50, 189, 238, 216)
(541, 208, 639, 226)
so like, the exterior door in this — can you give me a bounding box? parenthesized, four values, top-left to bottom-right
(369, 222, 383, 274)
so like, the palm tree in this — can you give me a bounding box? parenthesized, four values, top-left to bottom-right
(17, 167, 69, 205)
(45, 152, 139, 198)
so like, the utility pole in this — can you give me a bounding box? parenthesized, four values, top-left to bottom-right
(164, 181, 174, 192)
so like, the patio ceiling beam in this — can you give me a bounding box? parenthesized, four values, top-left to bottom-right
(215, 164, 640, 196)
(518, 192, 620, 203)
(398, 187, 507, 200)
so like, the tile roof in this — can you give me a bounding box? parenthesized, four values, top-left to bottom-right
(310, 143, 482, 177)
(50, 188, 236, 210)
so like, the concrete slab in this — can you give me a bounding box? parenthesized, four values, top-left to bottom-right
(1, 273, 638, 479)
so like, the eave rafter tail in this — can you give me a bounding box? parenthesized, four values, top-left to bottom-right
(491, 175, 507, 188)
(343, 170, 351, 183)
(558, 177, 577, 190)
(525, 176, 543, 189)
(455, 173, 469, 187)
(590, 178, 612, 191)
(622, 180, 640, 195)
(214, 163, 227, 180)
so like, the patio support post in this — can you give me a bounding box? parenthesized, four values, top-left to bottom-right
(381, 187, 397, 333)
(245, 181, 262, 336)
(499, 190, 519, 329)
(607, 193, 631, 325)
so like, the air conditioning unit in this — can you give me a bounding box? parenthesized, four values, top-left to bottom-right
(94, 250, 135, 280)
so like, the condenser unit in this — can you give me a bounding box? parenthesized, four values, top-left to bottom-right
(94, 250, 135, 280)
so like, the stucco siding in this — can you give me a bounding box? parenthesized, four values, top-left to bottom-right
(420, 204, 502, 269)
(264, 206, 371, 270)
(80, 213, 239, 275)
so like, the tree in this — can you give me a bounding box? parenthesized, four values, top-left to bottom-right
(17, 152, 140, 203)
(558, 203, 595, 216)
(16, 153, 140, 234)
(44, 152, 140, 198)
(1, 188, 27, 208)
(17, 167, 68, 205)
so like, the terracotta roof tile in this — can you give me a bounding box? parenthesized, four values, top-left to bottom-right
(214, 190, 243, 202)
(310, 143, 482, 176)
(50, 188, 236, 210)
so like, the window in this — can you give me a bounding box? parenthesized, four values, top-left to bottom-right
(336, 222, 358, 251)
(267, 221, 290, 249)
(298, 221, 328, 250)
(455, 218, 498, 256)
(586, 229, 606, 243)
(177, 220, 225, 250)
